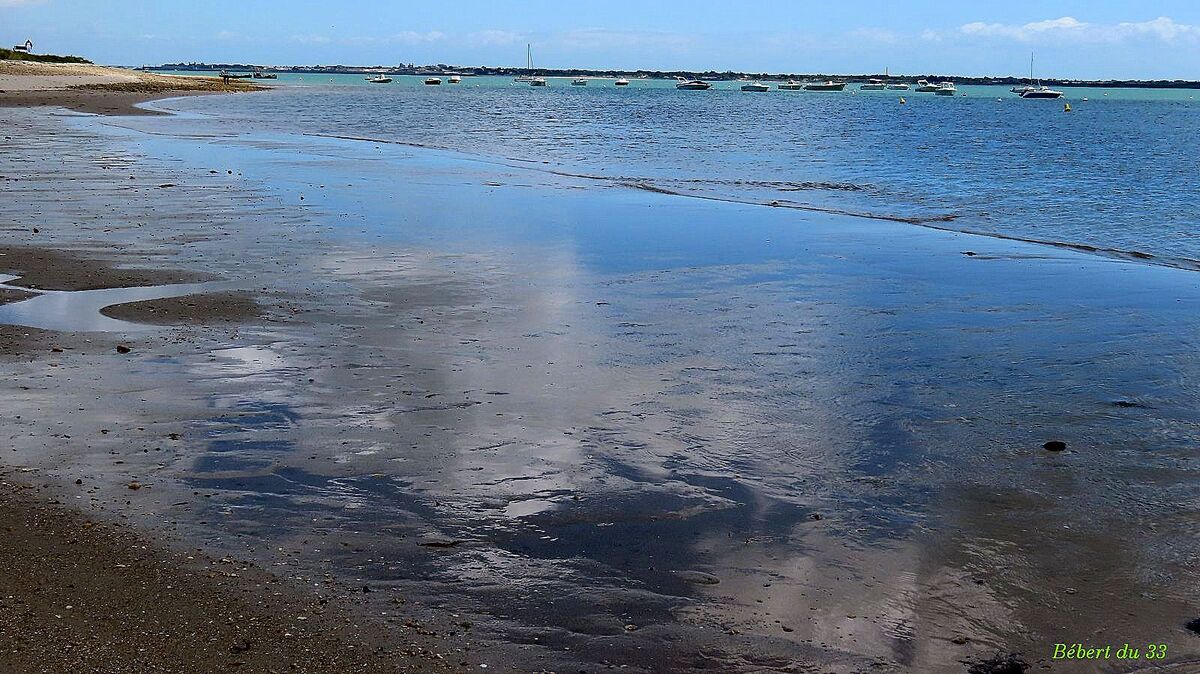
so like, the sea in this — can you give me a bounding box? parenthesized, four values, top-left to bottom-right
(155, 73, 1200, 266)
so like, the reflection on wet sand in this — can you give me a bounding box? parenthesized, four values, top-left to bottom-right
(3, 106, 1200, 672)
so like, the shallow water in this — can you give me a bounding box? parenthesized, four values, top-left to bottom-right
(150, 76, 1200, 265)
(0, 275, 225, 332)
(5, 96, 1200, 672)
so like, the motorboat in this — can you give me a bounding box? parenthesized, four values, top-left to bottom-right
(934, 82, 957, 96)
(803, 80, 846, 91)
(676, 77, 712, 90)
(887, 82, 910, 90)
(219, 71, 253, 79)
(615, 78, 630, 86)
(252, 71, 277, 79)
(529, 77, 547, 87)
(572, 78, 588, 86)
(448, 75, 462, 84)
(860, 78, 886, 90)
(741, 81, 770, 92)
(1016, 53, 1063, 99)
(365, 74, 393, 84)
(915, 79, 940, 92)
(778, 80, 804, 90)
(424, 77, 442, 85)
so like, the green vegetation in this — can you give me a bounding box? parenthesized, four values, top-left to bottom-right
(0, 48, 91, 64)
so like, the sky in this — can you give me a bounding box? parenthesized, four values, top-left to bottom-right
(4, 1, 1200, 79)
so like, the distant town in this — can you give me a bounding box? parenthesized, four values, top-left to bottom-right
(151, 62, 1200, 89)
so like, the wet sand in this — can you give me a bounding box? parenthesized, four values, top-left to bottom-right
(0, 475, 465, 674)
(3, 93, 1200, 674)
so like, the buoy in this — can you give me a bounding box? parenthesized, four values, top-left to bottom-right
(1064, 103, 1071, 112)
(899, 97, 906, 104)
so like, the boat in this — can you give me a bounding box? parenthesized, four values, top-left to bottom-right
(741, 81, 770, 92)
(252, 71, 277, 80)
(365, 74, 393, 84)
(448, 75, 462, 84)
(1016, 53, 1063, 99)
(934, 82, 957, 96)
(572, 78, 588, 86)
(803, 80, 846, 91)
(424, 77, 442, 85)
(219, 71, 253, 79)
(675, 77, 711, 90)
(887, 82, 909, 90)
(529, 76, 547, 87)
(778, 79, 804, 90)
(514, 44, 539, 83)
(914, 79, 940, 92)
(615, 78, 630, 86)
(860, 78, 886, 91)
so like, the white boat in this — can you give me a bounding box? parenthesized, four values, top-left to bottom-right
(514, 44, 538, 83)
(934, 82, 957, 96)
(914, 79, 939, 92)
(529, 77, 547, 87)
(1016, 53, 1063, 99)
(571, 78, 588, 86)
(676, 77, 711, 90)
(803, 80, 846, 91)
(424, 77, 442, 85)
(448, 75, 462, 84)
(365, 74, 393, 84)
(860, 78, 886, 91)
(887, 82, 910, 90)
(741, 81, 770, 92)
(615, 78, 630, 86)
(778, 79, 804, 90)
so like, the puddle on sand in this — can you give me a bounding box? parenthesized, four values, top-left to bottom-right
(0, 274, 228, 332)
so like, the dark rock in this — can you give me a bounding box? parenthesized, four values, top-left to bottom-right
(963, 251, 977, 256)
(116, 345, 131, 354)
(1186, 617, 1200, 635)
(1112, 400, 1142, 408)
(417, 536, 462, 548)
(361, 585, 371, 593)
(808, 512, 823, 521)
(1042, 440, 1067, 452)
(673, 570, 720, 585)
(967, 652, 1029, 674)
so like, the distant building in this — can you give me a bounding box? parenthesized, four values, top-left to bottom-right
(12, 39, 34, 53)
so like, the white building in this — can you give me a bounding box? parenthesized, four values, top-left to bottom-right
(12, 40, 34, 54)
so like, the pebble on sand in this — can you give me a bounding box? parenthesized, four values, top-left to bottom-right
(1042, 440, 1067, 452)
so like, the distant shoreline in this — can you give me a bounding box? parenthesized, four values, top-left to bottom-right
(150, 63, 1200, 89)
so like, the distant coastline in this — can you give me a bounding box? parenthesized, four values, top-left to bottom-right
(149, 62, 1200, 89)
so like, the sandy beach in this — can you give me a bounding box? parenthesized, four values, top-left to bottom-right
(4, 73, 1200, 674)
(0, 60, 261, 115)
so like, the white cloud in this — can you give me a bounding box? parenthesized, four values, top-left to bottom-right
(957, 16, 1200, 43)
(467, 30, 523, 47)
(552, 28, 696, 51)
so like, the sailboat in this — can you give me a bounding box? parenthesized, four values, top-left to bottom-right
(1015, 52, 1063, 99)
(514, 44, 538, 83)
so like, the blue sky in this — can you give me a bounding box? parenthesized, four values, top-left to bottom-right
(4, 1, 1200, 78)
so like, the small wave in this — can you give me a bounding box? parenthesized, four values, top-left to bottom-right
(300, 131, 1200, 273)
